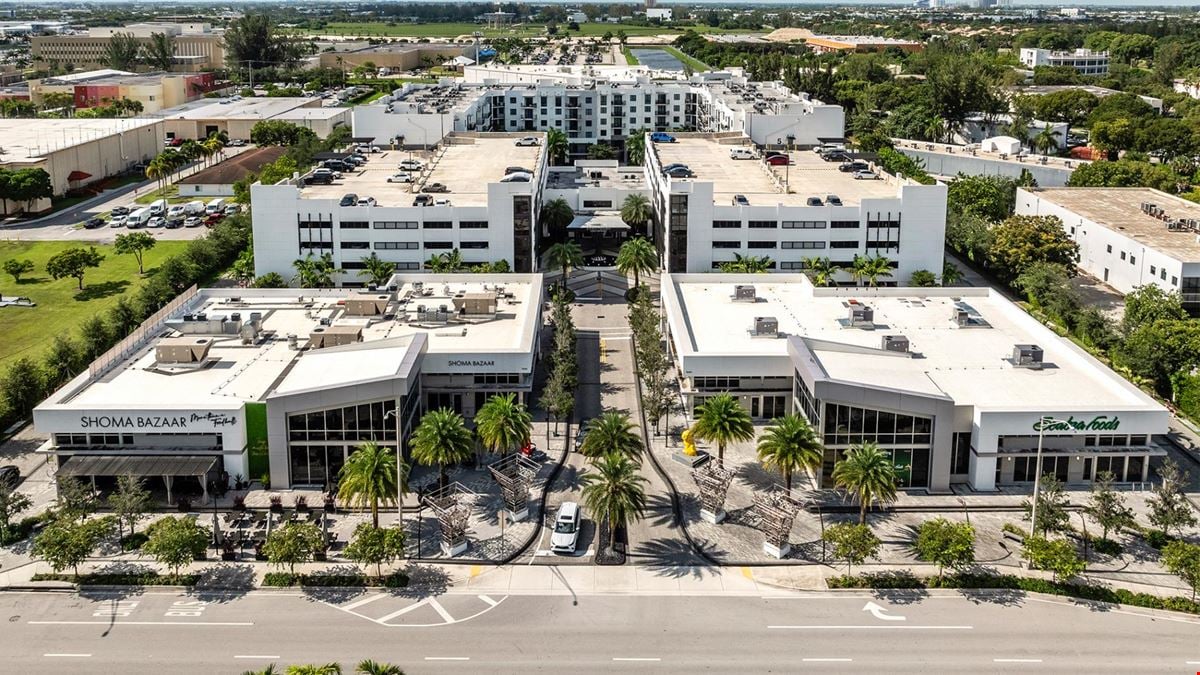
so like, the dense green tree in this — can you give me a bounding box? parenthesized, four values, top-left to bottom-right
(539, 198, 574, 237)
(1032, 89, 1098, 131)
(1148, 459, 1198, 538)
(223, 13, 301, 69)
(114, 231, 157, 275)
(143, 516, 209, 577)
(263, 522, 324, 574)
(358, 253, 396, 287)
(545, 128, 568, 165)
(344, 523, 406, 577)
(475, 393, 532, 456)
(1084, 471, 1134, 541)
(45, 246, 105, 290)
(1162, 540, 1200, 602)
(1122, 284, 1187, 334)
(1067, 159, 1179, 193)
(914, 518, 976, 579)
(823, 522, 881, 575)
(986, 215, 1077, 283)
(947, 174, 1016, 222)
(3, 258, 34, 283)
(103, 32, 141, 70)
(33, 517, 111, 576)
(1021, 535, 1085, 582)
(1023, 474, 1071, 537)
(108, 475, 151, 542)
(0, 481, 31, 541)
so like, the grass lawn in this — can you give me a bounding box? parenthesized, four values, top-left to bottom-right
(662, 46, 710, 72)
(134, 184, 192, 205)
(0, 239, 190, 369)
(621, 45, 638, 65)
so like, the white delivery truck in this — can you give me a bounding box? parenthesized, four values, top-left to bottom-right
(184, 200, 206, 216)
(127, 207, 152, 229)
(148, 198, 168, 216)
(205, 198, 227, 215)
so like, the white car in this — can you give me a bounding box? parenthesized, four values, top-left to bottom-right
(184, 216, 203, 228)
(853, 170, 879, 180)
(387, 172, 415, 183)
(229, 139, 246, 147)
(729, 147, 759, 160)
(147, 216, 165, 229)
(108, 215, 127, 228)
(398, 159, 424, 171)
(356, 197, 377, 207)
(550, 502, 581, 554)
(515, 136, 539, 147)
(223, 204, 241, 215)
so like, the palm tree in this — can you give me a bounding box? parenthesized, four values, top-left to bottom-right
(285, 665, 341, 675)
(540, 198, 574, 237)
(545, 241, 583, 291)
(424, 253, 448, 273)
(924, 115, 948, 143)
(802, 256, 837, 287)
(690, 393, 754, 462)
(580, 411, 643, 463)
(292, 252, 335, 287)
(240, 666, 279, 675)
(441, 248, 466, 272)
(1033, 126, 1060, 155)
(718, 253, 772, 273)
(850, 255, 893, 287)
(619, 193, 652, 234)
(359, 252, 396, 287)
(546, 128, 568, 166)
(337, 441, 401, 528)
(832, 442, 899, 524)
(581, 452, 648, 555)
(615, 237, 657, 290)
(475, 393, 532, 456)
(941, 261, 963, 286)
(625, 129, 648, 165)
(145, 157, 167, 193)
(355, 661, 403, 675)
(410, 408, 474, 489)
(756, 414, 823, 491)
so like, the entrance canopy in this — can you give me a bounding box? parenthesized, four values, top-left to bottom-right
(57, 455, 217, 479)
(568, 212, 629, 232)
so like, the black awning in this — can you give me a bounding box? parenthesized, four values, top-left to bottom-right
(350, 136, 376, 143)
(57, 455, 218, 478)
(817, 137, 848, 143)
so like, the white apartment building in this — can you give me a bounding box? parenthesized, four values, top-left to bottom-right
(1016, 187, 1200, 315)
(352, 69, 844, 162)
(1019, 48, 1109, 76)
(251, 135, 546, 282)
(645, 137, 947, 280)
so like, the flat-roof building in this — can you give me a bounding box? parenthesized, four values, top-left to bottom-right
(32, 24, 224, 73)
(1016, 187, 1200, 314)
(29, 70, 216, 114)
(893, 138, 1086, 187)
(250, 133, 546, 280)
(153, 97, 348, 142)
(1019, 48, 1109, 76)
(805, 35, 924, 54)
(34, 275, 543, 492)
(662, 274, 1169, 492)
(645, 136, 947, 281)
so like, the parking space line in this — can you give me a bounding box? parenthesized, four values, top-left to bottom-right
(427, 598, 455, 624)
(30, 620, 253, 626)
(44, 654, 91, 658)
(994, 658, 1043, 663)
(425, 657, 469, 661)
(376, 599, 430, 623)
(341, 594, 387, 611)
(769, 625, 973, 630)
(478, 595, 499, 607)
(803, 658, 852, 662)
(234, 655, 280, 660)
(613, 657, 661, 662)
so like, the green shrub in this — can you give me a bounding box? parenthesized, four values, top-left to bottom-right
(262, 571, 409, 588)
(119, 532, 149, 552)
(0, 511, 51, 545)
(1089, 537, 1122, 557)
(1144, 529, 1175, 550)
(1001, 522, 1026, 538)
(31, 571, 199, 586)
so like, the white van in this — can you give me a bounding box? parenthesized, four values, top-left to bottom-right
(127, 207, 152, 228)
(166, 204, 187, 220)
(184, 200, 206, 216)
(729, 147, 759, 160)
(148, 199, 168, 216)
(206, 198, 227, 215)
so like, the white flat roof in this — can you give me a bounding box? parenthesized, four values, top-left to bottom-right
(156, 97, 320, 121)
(0, 118, 161, 162)
(49, 275, 542, 410)
(664, 273, 1162, 412)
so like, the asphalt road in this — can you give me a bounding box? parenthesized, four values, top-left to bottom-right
(2, 585, 1199, 673)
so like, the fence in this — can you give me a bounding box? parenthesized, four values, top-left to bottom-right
(88, 285, 200, 379)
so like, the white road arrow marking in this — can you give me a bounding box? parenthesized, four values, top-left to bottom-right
(862, 601, 905, 622)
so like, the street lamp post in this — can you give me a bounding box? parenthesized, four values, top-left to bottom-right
(1029, 415, 1069, 539)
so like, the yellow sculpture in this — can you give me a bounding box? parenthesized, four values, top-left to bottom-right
(682, 426, 697, 456)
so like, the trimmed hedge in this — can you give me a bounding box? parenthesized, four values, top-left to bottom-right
(0, 512, 52, 546)
(31, 572, 200, 586)
(263, 571, 409, 588)
(827, 572, 1200, 615)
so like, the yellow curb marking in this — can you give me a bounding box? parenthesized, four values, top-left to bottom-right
(741, 567, 754, 580)
(469, 565, 482, 578)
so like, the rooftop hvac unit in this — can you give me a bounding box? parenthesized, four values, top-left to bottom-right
(249, 312, 263, 331)
(1012, 344, 1045, 369)
(751, 316, 779, 337)
(155, 337, 212, 365)
(733, 285, 757, 302)
(239, 323, 258, 345)
(953, 308, 971, 327)
(881, 335, 909, 353)
(848, 305, 874, 329)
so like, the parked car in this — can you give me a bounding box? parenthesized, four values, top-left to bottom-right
(355, 144, 380, 154)
(398, 159, 424, 171)
(147, 216, 165, 228)
(422, 183, 449, 193)
(356, 197, 377, 207)
(344, 155, 366, 166)
(661, 163, 688, 173)
(84, 217, 105, 229)
(109, 205, 130, 217)
(650, 132, 676, 143)
(108, 215, 127, 228)
(550, 502, 582, 554)
(387, 172, 415, 183)
(515, 136, 540, 147)
(839, 161, 869, 173)
(663, 166, 694, 178)
(729, 147, 759, 160)
(500, 172, 532, 183)
(306, 172, 334, 185)
(323, 160, 350, 172)
(223, 204, 240, 215)
(184, 216, 203, 228)
(823, 151, 850, 163)
(765, 155, 791, 166)
(204, 214, 223, 226)
(505, 166, 533, 175)
(339, 193, 359, 207)
(0, 465, 19, 489)
(412, 194, 434, 206)
(164, 217, 183, 229)
(806, 197, 823, 206)
(826, 194, 843, 206)
(229, 139, 246, 147)
(732, 194, 750, 206)
(853, 170, 879, 180)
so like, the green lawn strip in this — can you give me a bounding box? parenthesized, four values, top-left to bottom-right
(0, 239, 191, 369)
(621, 45, 638, 65)
(661, 46, 710, 71)
(134, 184, 188, 205)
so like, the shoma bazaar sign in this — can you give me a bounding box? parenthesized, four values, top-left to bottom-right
(79, 412, 238, 430)
(1033, 415, 1120, 432)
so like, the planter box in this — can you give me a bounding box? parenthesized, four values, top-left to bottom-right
(700, 508, 726, 525)
(442, 539, 469, 557)
(503, 506, 529, 523)
(763, 542, 791, 559)
(673, 450, 710, 468)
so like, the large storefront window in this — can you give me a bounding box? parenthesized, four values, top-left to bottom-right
(819, 402, 933, 488)
(793, 371, 820, 426)
(287, 399, 398, 487)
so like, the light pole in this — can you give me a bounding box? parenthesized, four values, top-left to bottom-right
(384, 407, 404, 518)
(1028, 415, 1070, 539)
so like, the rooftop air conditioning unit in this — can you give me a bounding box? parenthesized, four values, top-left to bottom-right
(848, 305, 874, 329)
(881, 335, 909, 353)
(733, 284, 757, 302)
(952, 308, 971, 327)
(751, 316, 779, 337)
(1012, 344, 1044, 369)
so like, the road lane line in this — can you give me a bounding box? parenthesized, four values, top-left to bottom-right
(478, 595, 499, 607)
(427, 598, 455, 624)
(424, 657, 470, 661)
(613, 658, 661, 662)
(43, 654, 91, 658)
(29, 620, 253, 626)
(341, 593, 387, 611)
(234, 656, 280, 660)
(376, 599, 430, 623)
(768, 625, 973, 630)
(994, 659, 1043, 663)
(802, 658, 852, 662)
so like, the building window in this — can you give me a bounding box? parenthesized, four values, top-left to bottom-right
(782, 241, 825, 249)
(1172, 276, 1179, 286)
(459, 241, 489, 249)
(1106, 244, 1112, 253)
(951, 432, 971, 475)
(1150, 265, 1156, 275)
(748, 220, 778, 229)
(747, 241, 776, 249)
(340, 221, 368, 229)
(582, 200, 612, 209)
(783, 221, 826, 229)
(830, 220, 860, 229)
(300, 241, 332, 249)
(375, 242, 419, 250)
(779, 261, 806, 270)
(395, 262, 421, 270)
(712, 241, 741, 249)
(459, 221, 488, 229)
(1161, 269, 1168, 280)
(339, 241, 370, 249)
(1130, 255, 1136, 265)
(829, 241, 859, 249)
(374, 221, 418, 229)
(424, 221, 452, 229)
(1120, 251, 1126, 261)
(425, 241, 453, 249)
(713, 220, 741, 229)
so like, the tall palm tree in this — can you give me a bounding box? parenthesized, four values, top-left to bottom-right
(690, 393, 754, 462)
(850, 255, 893, 287)
(424, 253, 448, 273)
(802, 256, 837, 287)
(756, 414, 823, 491)
(580, 411, 643, 463)
(832, 442, 899, 524)
(355, 661, 403, 675)
(1033, 126, 1061, 155)
(581, 452, 647, 555)
(545, 128, 568, 166)
(337, 441, 401, 528)
(475, 393, 532, 456)
(615, 237, 657, 290)
(545, 241, 584, 290)
(441, 248, 466, 273)
(410, 408, 474, 489)
(620, 193, 652, 234)
(540, 198, 574, 237)
(625, 128, 648, 165)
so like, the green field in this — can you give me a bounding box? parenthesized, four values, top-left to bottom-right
(298, 21, 757, 39)
(0, 239, 191, 369)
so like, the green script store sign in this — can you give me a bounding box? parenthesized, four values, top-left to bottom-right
(1033, 415, 1120, 432)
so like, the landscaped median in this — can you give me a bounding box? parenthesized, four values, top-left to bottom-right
(827, 571, 1200, 616)
(263, 571, 409, 588)
(32, 572, 200, 586)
